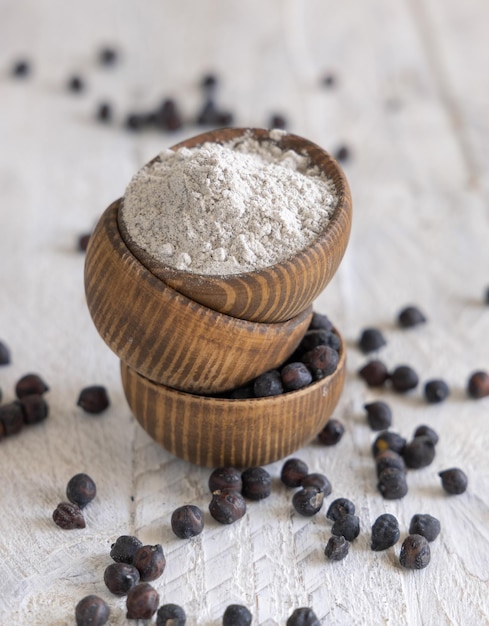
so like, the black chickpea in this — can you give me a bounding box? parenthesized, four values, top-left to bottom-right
(241, 466, 272, 500)
(110, 535, 143, 564)
(126, 583, 159, 620)
(209, 490, 247, 524)
(104, 562, 140, 596)
(75, 595, 109, 626)
(171, 505, 204, 538)
(132, 544, 166, 581)
(281, 458, 309, 487)
(66, 473, 96, 508)
(399, 534, 431, 569)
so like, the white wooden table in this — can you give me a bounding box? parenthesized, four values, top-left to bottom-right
(1, 1, 488, 624)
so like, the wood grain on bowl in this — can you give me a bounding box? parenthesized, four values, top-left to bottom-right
(120, 331, 346, 468)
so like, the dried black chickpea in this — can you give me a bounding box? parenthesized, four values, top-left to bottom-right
(253, 369, 283, 397)
(402, 436, 436, 469)
(78, 232, 92, 251)
(317, 418, 344, 445)
(11, 59, 31, 78)
(126, 583, 159, 620)
(281, 362, 312, 391)
(358, 328, 386, 353)
(110, 535, 143, 564)
(409, 514, 441, 542)
(424, 379, 450, 403)
(397, 305, 427, 328)
(66, 473, 96, 508)
(209, 467, 242, 493)
(215, 111, 234, 127)
(104, 562, 140, 596)
(331, 513, 360, 541)
(67, 75, 85, 92)
(281, 458, 309, 487)
(358, 360, 389, 387)
(286, 607, 321, 626)
(390, 365, 419, 393)
(364, 401, 392, 431)
(241, 466, 272, 500)
(98, 46, 118, 66)
(370, 513, 400, 551)
(153, 98, 184, 132)
(96, 102, 112, 123)
(334, 145, 351, 163)
(15, 373, 49, 398)
(157, 603, 187, 625)
(77, 385, 110, 414)
(399, 534, 431, 569)
(222, 604, 252, 626)
(324, 535, 349, 561)
(326, 498, 355, 522)
(377, 467, 408, 500)
(75, 595, 110, 626)
(125, 112, 145, 131)
(467, 371, 489, 399)
(200, 73, 218, 90)
(302, 344, 339, 379)
(439, 468, 468, 494)
(171, 505, 204, 538)
(300, 473, 332, 497)
(52, 502, 85, 529)
(269, 113, 288, 130)
(321, 72, 336, 88)
(292, 487, 324, 517)
(209, 490, 247, 524)
(133, 544, 166, 581)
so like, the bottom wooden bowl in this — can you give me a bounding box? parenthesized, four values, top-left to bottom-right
(120, 332, 346, 468)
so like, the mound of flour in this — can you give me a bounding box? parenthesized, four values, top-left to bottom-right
(121, 131, 337, 275)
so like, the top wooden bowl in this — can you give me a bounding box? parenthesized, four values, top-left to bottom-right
(84, 200, 312, 395)
(118, 128, 352, 323)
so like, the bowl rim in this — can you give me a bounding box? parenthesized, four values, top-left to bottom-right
(117, 127, 352, 281)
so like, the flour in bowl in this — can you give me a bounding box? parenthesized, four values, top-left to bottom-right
(121, 130, 337, 275)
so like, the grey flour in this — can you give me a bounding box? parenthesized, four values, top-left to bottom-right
(121, 130, 338, 275)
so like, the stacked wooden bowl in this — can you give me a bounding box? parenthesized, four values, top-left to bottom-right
(84, 128, 352, 467)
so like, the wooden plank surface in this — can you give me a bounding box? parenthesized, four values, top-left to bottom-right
(1, 1, 488, 624)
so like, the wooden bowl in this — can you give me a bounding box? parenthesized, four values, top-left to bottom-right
(118, 128, 352, 323)
(84, 200, 313, 395)
(120, 330, 346, 467)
